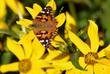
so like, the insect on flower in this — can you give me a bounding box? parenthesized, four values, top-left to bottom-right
(29, 6, 58, 48)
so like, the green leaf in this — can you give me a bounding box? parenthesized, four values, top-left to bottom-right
(71, 50, 86, 71)
(1, 51, 12, 64)
(0, 29, 19, 39)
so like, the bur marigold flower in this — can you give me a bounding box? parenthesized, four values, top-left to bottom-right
(0, 31, 51, 74)
(0, 0, 25, 19)
(67, 20, 110, 74)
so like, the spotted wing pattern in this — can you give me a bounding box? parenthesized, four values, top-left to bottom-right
(30, 6, 58, 48)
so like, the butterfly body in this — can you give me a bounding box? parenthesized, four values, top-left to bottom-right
(30, 6, 58, 48)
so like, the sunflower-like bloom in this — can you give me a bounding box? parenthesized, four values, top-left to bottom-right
(17, 0, 65, 28)
(67, 20, 110, 74)
(0, 0, 25, 19)
(0, 31, 51, 74)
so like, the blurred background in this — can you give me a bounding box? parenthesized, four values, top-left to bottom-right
(0, 0, 110, 74)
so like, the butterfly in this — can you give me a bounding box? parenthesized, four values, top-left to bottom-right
(29, 6, 58, 48)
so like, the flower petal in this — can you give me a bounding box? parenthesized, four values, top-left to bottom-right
(0, 62, 19, 73)
(51, 35, 67, 47)
(46, 69, 62, 74)
(68, 31, 90, 55)
(0, 0, 6, 19)
(65, 12, 76, 31)
(33, 3, 42, 16)
(16, 19, 32, 27)
(46, 0, 56, 10)
(55, 13, 65, 28)
(32, 59, 51, 68)
(18, 31, 35, 44)
(94, 59, 110, 74)
(32, 37, 45, 59)
(6, 0, 25, 15)
(7, 38, 24, 60)
(84, 65, 93, 74)
(26, 3, 42, 19)
(52, 61, 73, 71)
(66, 68, 76, 74)
(79, 57, 86, 68)
(88, 20, 99, 52)
(45, 49, 62, 61)
(18, 32, 34, 59)
(26, 68, 46, 74)
(98, 45, 110, 58)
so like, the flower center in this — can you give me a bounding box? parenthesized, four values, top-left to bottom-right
(19, 59, 32, 73)
(85, 52, 98, 65)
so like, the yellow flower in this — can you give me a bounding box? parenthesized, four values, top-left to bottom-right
(0, 31, 51, 74)
(0, 0, 25, 19)
(17, 0, 65, 28)
(67, 20, 110, 74)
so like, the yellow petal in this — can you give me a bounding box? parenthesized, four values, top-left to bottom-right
(66, 68, 76, 74)
(6, 0, 25, 15)
(94, 60, 110, 74)
(0, 0, 6, 19)
(26, 67, 46, 74)
(0, 62, 19, 73)
(26, 3, 42, 19)
(52, 61, 73, 70)
(45, 49, 62, 61)
(51, 35, 67, 47)
(79, 57, 86, 68)
(88, 20, 99, 52)
(19, 31, 36, 42)
(68, 31, 90, 55)
(18, 33, 33, 59)
(83, 65, 93, 74)
(0, 21, 8, 29)
(33, 3, 42, 17)
(98, 45, 110, 58)
(18, 31, 35, 44)
(55, 13, 65, 28)
(46, 0, 56, 10)
(32, 37, 45, 59)
(16, 19, 32, 27)
(46, 69, 61, 74)
(7, 38, 24, 60)
(31, 54, 52, 69)
(65, 12, 76, 31)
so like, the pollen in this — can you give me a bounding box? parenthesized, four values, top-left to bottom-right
(85, 52, 98, 65)
(19, 59, 32, 73)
